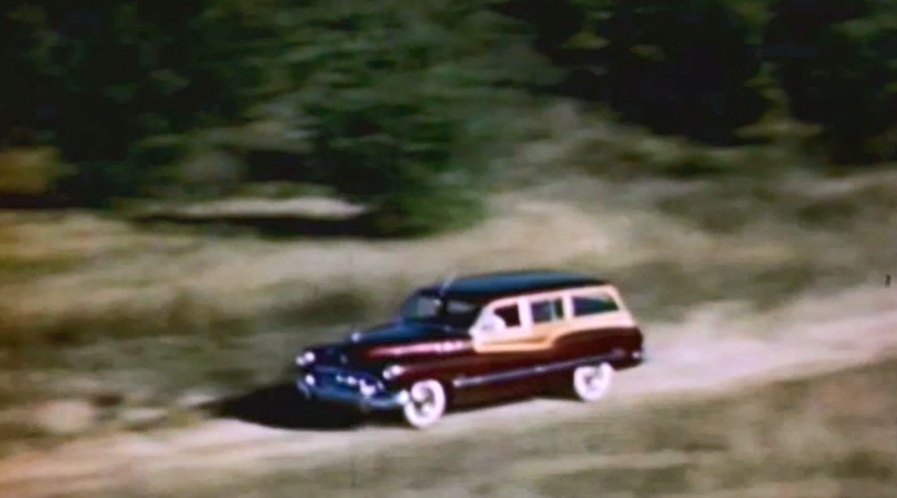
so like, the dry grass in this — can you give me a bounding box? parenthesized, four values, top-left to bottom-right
(87, 359, 897, 498)
(1, 108, 895, 448)
(0, 167, 893, 416)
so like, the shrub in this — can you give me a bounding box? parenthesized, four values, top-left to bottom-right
(273, 1, 544, 234)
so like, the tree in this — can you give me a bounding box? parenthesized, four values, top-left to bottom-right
(264, 0, 547, 234)
(2, 0, 549, 232)
(1, 1, 278, 203)
(497, 0, 768, 144)
(765, 0, 897, 162)
(602, 0, 767, 143)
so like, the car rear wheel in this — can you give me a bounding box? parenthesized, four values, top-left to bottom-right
(572, 362, 614, 402)
(402, 379, 446, 429)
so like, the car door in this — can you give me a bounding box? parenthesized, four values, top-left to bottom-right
(450, 293, 569, 404)
(471, 292, 569, 353)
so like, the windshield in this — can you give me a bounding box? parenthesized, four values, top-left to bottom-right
(400, 293, 481, 329)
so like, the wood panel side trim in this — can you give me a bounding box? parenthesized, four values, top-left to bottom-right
(471, 285, 636, 354)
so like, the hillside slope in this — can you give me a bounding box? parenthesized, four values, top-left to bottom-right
(0, 284, 894, 498)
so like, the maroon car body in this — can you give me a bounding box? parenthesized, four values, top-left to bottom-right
(295, 270, 644, 428)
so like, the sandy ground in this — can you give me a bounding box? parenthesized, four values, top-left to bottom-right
(0, 284, 894, 498)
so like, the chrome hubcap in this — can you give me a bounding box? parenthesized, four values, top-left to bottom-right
(574, 363, 613, 401)
(411, 386, 434, 413)
(584, 367, 606, 389)
(403, 379, 446, 428)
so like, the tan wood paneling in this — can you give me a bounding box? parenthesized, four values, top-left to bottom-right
(473, 285, 636, 354)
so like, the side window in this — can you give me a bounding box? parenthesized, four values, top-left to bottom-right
(476, 304, 521, 336)
(572, 293, 619, 316)
(530, 298, 564, 324)
(493, 305, 521, 327)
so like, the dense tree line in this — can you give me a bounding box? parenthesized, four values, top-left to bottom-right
(500, 0, 767, 144)
(765, 0, 897, 162)
(1, 0, 896, 231)
(509, 0, 897, 155)
(1, 1, 544, 233)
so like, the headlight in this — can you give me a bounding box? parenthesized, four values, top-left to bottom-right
(359, 381, 376, 398)
(296, 351, 316, 367)
(382, 364, 405, 380)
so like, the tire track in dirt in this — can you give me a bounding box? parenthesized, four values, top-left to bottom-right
(1, 286, 895, 498)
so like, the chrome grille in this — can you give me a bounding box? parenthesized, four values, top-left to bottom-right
(313, 366, 382, 391)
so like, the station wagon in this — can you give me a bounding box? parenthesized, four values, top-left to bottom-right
(295, 270, 644, 428)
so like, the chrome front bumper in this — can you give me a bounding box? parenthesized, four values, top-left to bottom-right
(296, 372, 409, 412)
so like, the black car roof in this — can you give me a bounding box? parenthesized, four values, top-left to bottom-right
(418, 270, 607, 303)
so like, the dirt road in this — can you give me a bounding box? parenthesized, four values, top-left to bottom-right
(1, 285, 895, 498)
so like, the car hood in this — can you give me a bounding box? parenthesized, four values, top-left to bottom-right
(349, 320, 457, 345)
(307, 321, 471, 367)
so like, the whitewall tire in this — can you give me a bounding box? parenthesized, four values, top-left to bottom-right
(402, 379, 447, 429)
(572, 362, 614, 402)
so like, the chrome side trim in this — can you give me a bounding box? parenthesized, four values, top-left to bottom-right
(451, 351, 626, 389)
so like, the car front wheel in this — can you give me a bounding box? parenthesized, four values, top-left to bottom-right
(572, 362, 614, 402)
(402, 379, 447, 429)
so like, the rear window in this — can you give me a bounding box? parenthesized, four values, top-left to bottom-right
(572, 294, 619, 316)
